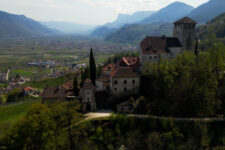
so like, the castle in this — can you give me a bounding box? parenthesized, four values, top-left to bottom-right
(41, 17, 197, 112)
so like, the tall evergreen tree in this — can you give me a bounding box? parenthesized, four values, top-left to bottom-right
(89, 48, 96, 85)
(194, 39, 199, 56)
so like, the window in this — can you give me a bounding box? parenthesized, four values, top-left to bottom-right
(114, 88, 117, 91)
(87, 98, 90, 101)
(87, 92, 90, 95)
(124, 88, 127, 91)
(114, 80, 118, 84)
(124, 80, 127, 84)
(150, 56, 152, 59)
(132, 80, 135, 84)
(154, 56, 157, 59)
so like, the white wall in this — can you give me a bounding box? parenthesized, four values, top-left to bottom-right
(110, 77, 140, 95)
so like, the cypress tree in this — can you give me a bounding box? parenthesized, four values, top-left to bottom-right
(194, 39, 199, 56)
(89, 48, 96, 85)
(73, 76, 79, 95)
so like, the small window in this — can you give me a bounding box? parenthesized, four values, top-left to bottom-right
(154, 56, 157, 59)
(87, 92, 90, 94)
(114, 80, 118, 84)
(150, 56, 152, 59)
(124, 88, 127, 91)
(87, 98, 90, 101)
(124, 80, 127, 84)
(132, 80, 135, 84)
(114, 88, 117, 91)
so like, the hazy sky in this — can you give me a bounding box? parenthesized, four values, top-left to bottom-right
(0, 0, 209, 25)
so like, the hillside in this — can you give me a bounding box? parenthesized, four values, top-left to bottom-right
(140, 2, 194, 24)
(196, 12, 225, 39)
(90, 11, 155, 37)
(90, 26, 117, 37)
(0, 11, 56, 38)
(105, 23, 173, 44)
(187, 0, 225, 23)
(41, 21, 95, 35)
(105, 11, 155, 28)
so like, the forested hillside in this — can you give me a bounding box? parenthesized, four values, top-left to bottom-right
(197, 12, 225, 39)
(105, 23, 173, 44)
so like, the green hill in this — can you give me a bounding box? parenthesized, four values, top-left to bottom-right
(0, 11, 56, 38)
(105, 23, 173, 44)
(196, 12, 225, 39)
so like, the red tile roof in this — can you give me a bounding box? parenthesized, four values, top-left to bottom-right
(102, 63, 117, 72)
(110, 67, 139, 78)
(174, 17, 197, 24)
(62, 80, 74, 90)
(122, 57, 139, 66)
(141, 36, 181, 54)
(24, 86, 34, 91)
(83, 79, 95, 90)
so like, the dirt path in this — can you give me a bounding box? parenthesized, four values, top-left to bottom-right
(84, 111, 225, 122)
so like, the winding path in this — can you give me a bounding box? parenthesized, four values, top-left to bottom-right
(84, 111, 225, 122)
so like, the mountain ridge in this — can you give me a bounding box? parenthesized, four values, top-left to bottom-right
(0, 11, 56, 38)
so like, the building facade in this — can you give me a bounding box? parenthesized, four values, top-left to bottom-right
(140, 36, 182, 66)
(173, 17, 197, 51)
(109, 67, 140, 96)
(81, 79, 96, 112)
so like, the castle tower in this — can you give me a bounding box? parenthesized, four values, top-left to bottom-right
(173, 17, 197, 51)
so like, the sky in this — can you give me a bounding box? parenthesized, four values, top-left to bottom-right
(0, 0, 209, 25)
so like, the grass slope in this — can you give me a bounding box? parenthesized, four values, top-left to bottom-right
(0, 100, 39, 137)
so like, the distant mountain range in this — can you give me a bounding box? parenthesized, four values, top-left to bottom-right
(91, 11, 155, 37)
(0, 11, 56, 38)
(41, 21, 96, 35)
(140, 2, 194, 24)
(187, 0, 225, 23)
(1, 0, 225, 40)
(105, 11, 155, 28)
(102, 0, 225, 44)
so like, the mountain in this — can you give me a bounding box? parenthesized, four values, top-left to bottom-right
(90, 11, 155, 37)
(41, 21, 96, 35)
(187, 0, 225, 23)
(196, 12, 225, 39)
(105, 23, 173, 44)
(140, 2, 194, 24)
(0, 11, 56, 38)
(105, 11, 155, 28)
(90, 26, 117, 37)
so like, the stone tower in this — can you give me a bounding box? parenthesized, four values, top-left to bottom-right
(173, 17, 197, 51)
(81, 79, 96, 112)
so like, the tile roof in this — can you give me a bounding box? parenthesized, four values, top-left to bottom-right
(140, 36, 182, 54)
(122, 57, 139, 66)
(62, 80, 74, 90)
(83, 79, 95, 90)
(110, 67, 139, 78)
(174, 17, 197, 24)
(41, 86, 74, 99)
(102, 63, 117, 72)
